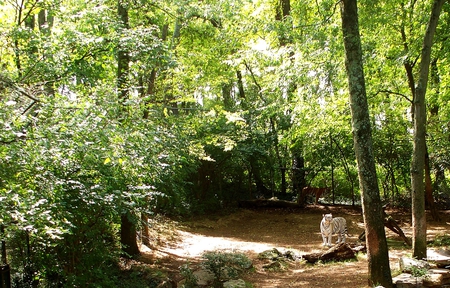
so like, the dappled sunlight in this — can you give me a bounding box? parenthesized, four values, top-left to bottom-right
(158, 230, 283, 257)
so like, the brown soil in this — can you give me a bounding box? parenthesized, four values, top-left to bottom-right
(138, 205, 450, 288)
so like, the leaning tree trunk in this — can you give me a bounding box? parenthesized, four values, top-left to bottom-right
(411, 0, 445, 260)
(340, 0, 392, 286)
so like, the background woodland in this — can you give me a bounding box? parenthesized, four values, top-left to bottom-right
(1, 0, 450, 286)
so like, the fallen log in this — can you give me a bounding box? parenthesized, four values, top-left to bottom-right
(359, 206, 411, 246)
(238, 199, 302, 209)
(303, 243, 357, 264)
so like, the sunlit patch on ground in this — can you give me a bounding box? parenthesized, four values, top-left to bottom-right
(159, 230, 281, 257)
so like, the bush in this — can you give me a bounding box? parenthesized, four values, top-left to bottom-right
(201, 250, 252, 286)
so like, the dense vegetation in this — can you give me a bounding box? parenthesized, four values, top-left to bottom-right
(1, 0, 449, 286)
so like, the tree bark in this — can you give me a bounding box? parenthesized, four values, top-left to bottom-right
(117, 0, 139, 258)
(292, 153, 306, 205)
(303, 243, 365, 264)
(340, 0, 392, 286)
(117, 0, 130, 106)
(411, 0, 445, 260)
(121, 213, 140, 257)
(275, 0, 291, 46)
(425, 145, 440, 221)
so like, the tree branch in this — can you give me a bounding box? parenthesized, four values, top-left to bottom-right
(375, 89, 412, 104)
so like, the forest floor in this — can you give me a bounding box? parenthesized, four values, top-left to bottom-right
(137, 204, 450, 288)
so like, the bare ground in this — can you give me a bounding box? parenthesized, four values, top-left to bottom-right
(138, 205, 450, 288)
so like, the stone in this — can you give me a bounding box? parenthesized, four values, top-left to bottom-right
(157, 279, 176, 288)
(259, 248, 282, 260)
(177, 268, 215, 287)
(193, 269, 215, 286)
(428, 268, 450, 278)
(223, 279, 246, 288)
(399, 256, 430, 273)
(392, 273, 424, 288)
(427, 249, 450, 267)
(262, 260, 285, 271)
(423, 273, 444, 286)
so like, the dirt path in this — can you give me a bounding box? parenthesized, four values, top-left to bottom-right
(140, 205, 450, 287)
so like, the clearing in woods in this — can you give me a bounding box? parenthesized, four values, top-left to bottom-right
(139, 205, 450, 287)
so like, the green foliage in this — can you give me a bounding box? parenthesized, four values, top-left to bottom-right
(429, 234, 450, 247)
(1, 0, 450, 285)
(179, 263, 198, 288)
(410, 265, 428, 278)
(201, 250, 252, 284)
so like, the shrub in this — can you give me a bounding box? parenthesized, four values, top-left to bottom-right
(201, 250, 252, 285)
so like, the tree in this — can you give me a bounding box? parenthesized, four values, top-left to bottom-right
(410, 0, 446, 260)
(340, 0, 392, 286)
(116, 0, 140, 258)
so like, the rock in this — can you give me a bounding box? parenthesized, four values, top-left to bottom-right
(262, 260, 286, 271)
(223, 279, 246, 288)
(259, 248, 282, 260)
(423, 273, 444, 286)
(428, 268, 450, 278)
(178, 268, 215, 287)
(193, 269, 215, 286)
(283, 250, 300, 261)
(427, 249, 450, 267)
(392, 273, 424, 288)
(157, 279, 176, 288)
(399, 256, 430, 273)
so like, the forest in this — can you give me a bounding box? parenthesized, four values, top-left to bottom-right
(1, 0, 450, 287)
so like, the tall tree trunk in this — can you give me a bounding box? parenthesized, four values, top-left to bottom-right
(117, 0, 130, 106)
(292, 153, 306, 205)
(117, 0, 139, 258)
(275, 0, 291, 46)
(411, 0, 445, 260)
(272, 0, 291, 197)
(340, 0, 392, 286)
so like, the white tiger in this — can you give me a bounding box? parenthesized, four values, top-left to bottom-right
(320, 213, 348, 247)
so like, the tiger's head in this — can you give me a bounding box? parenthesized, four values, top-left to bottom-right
(322, 213, 333, 225)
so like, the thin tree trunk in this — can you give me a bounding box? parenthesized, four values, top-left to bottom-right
(425, 146, 440, 221)
(340, 0, 392, 286)
(331, 136, 355, 206)
(411, 0, 445, 260)
(117, 0, 139, 258)
(141, 214, 150, 246)
(117, 0, 130, 106)
(292, 153, 305, 205)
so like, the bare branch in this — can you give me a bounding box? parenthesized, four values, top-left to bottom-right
(375, 89, 413, 104)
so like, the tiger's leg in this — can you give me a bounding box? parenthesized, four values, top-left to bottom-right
(322, 234, 328, 246)
(336, 232, 346, 244)
(327, 234, 333, 247)
(315, 188, 324, 205)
